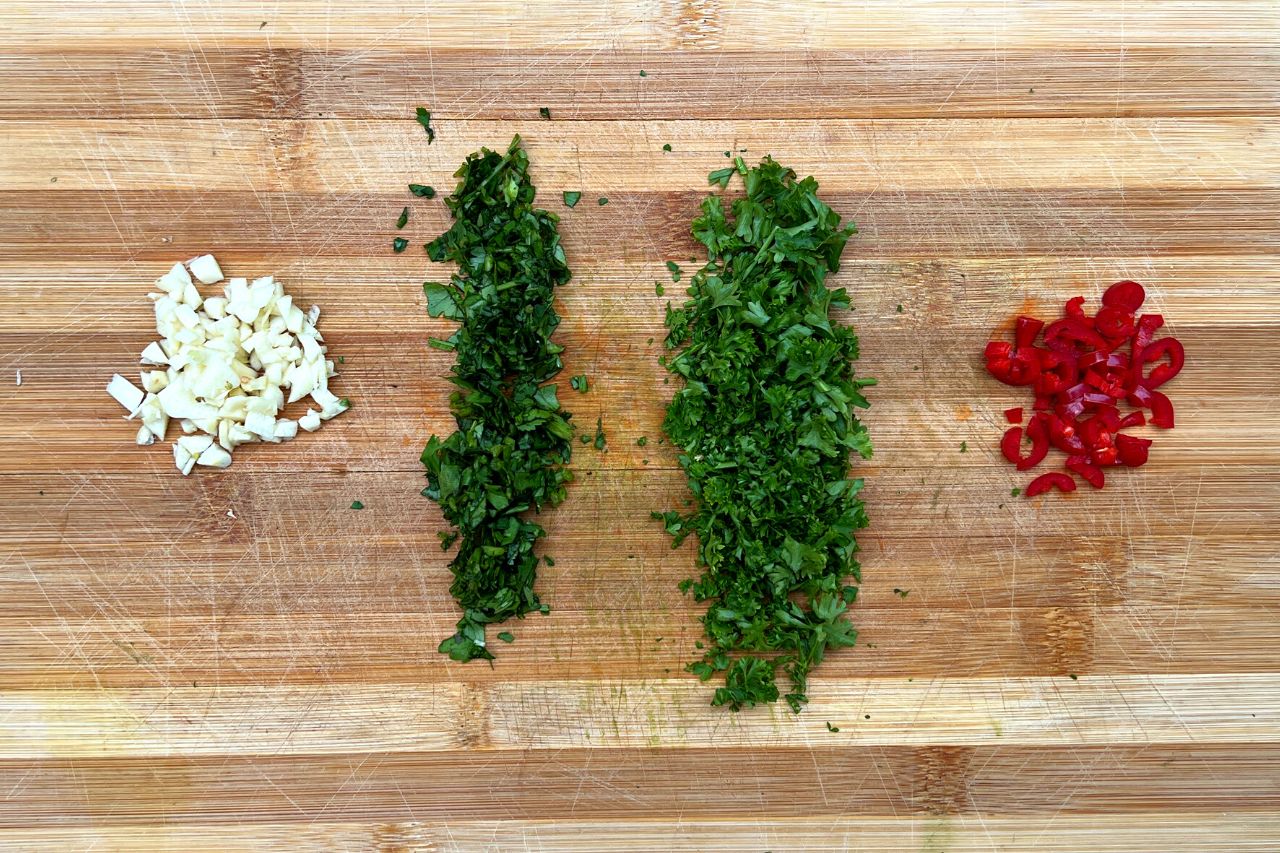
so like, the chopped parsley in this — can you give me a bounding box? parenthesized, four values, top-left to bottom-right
(392, 237, 408, 253)
(497, 631, 515, 643)
(597, 196, 609, 206)
(826, 722, 839, 732)
(662, 143, 672, 152)
(420, 135, 575, 663)
(666, 260, 682, 282)
(414, 107, 436, 143)
(1011, 487, 1021, 497)
(350, 500, 364, 510)
(396, 206, 409, 229)
(639, 69, 647, 77)
(538, 107, 551, 120)
(655, 157, 872, 713)
(570, 375, 589, 393)
(409, 184, 436, 198)
(593, 416, 606, 450)
(563, 191, 581, 208)
(960, 441, 967, 453)
(893, 588, 909, 599)
(636, 436, 648, 447)
(896, 304, 903, 313)
(655, 282, 665, 296)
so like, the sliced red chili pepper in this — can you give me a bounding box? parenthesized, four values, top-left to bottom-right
(1095, 306, 1136, 341)
(1025, 471, 1077, 497)
(1127, 384, 1154, 408)
(985, 340, 1013, 360)
(1148, 389, 1175, 428)
(986, 350, 1041, 387)
(1115, 433, 1153, 467)
(1014, 315, 1045, 349)
(1138, 337, 1184, 389)
(1079, 350, 1128, 372)
(1091, 444, 1119, 467)
(1032, 394, 1051, 411)
(1065, 296, 1088, 320)
(1102, 280, 1145, 313)
(1066, 455, 1105, 488)
(1044, 318, 1106, 355)
(1001, 422, 1049, 471)
(1118, 410, 1145, 429)
(1034, 349, 1077, 396)
(1004, 407, 1023, 424)
(1134, 314, 1164, 349)
(1047, 414, 1086, 454)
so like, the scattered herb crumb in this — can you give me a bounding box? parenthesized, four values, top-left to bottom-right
(414, 107, 436, 143)
(497, 632, 515, 643)
(409, 183, 436, 198)
(864, 714, 871, 720)
(570, 374, 589, 393)
(896, 304, 903, 313)
(639, 69, 647, 77)
(1011, 487, 1021, 497)
(563, 191, 581, 208)
(538, 107, 551, 120)
(597, 196, 609, 206)
(960, 441, 967, 453)
(647, 337, 654, 345)
(666, 260, 682, 282)
(544, 555, 555, 567)
(636, 436, 648, 447)
(579, 434, 590, 444)
(392, 237, 408, 253)
(338, 355, 345, 364)
(893, 588, 909, 598)
(350, 500, 364, 510)
(396, 206, 409, 229)
(655, 282, 665, 296)
(662, 143, 672, 152)
(1069, 673, 1079, 680)
(593, 416, 607, 450)
(826, 722, 840, 732)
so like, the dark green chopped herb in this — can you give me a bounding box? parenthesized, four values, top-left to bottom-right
(894, 588, 909, 599)
(666, 260, 682, 282)
(392, 237, 408, 253)
(338, 355, 345, 364)
(662, 143, 672, 152)
(642, 459, 649, 464)
(639, 69, 647, 77)
(570, 375, 589, 393)
(864, 714, 870, 719)
(396, 206, 409, 229)
(655, 157, 872, 714)
(415, 107, 436, 143)
(497, 631, 515, 643)
(1069, 673, 1078, 680)
(593, 416, 606, 450)
(723, 150, 731, 157)
(707, 167, 735, 188)
(896, 304, 903, 313)
(419, 135, 575, 663)
(597, 197, 609, 206)
(539, 107, 551, 120)
(339, 398, 351, 409)
(350, 500, 364, 510)
(409, 183, 436, 198)
(579, 434, 590, 444)
(1011, 487, 1021, 497)
(636, 436, 648, 447)
(563, 191, 581, 208)
(826, 722, 839, 732)
(960, 441, 967, 453)
(544, 555, 555, 567)
(655, 282, 665, 296)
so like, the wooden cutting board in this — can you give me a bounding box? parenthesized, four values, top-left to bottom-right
(1, 1, 1277, 849)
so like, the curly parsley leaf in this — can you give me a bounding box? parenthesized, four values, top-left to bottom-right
(657, 156, 872, 713)
(420, 135, 574, 663)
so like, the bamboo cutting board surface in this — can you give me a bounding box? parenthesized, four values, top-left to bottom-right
(2, 1, 1279, 850)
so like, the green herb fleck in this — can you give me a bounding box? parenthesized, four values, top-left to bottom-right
(655, 282, 665, 296)
(350, 500, 364, 510)
(544, 555, 555, 567)
(414, 107, 436, 143)
(563, 191, 581, 208)
(639, 69, 647, 77)
(656, 157, 871, 714)
(662, 143, 672, 152)
(826, 722, 840, 732)
(420, 135, 575, 664)
(896, 304, 903, 313)
(960, 441, 967, 453)
(894, 588, 909, 599)
(339, 398, 351, 409)
(570, 375, 589, 393)
(597, 196, 609, 206)
(1069, 673, 1079, 680)
(539, 107, 551, 120)
(409, 184, 436, 198)
(396, 206, 409, 229)
(666, 260, 682, 282)
(636, 436, 648, 447)
(392, 237, 408, 253)
(1011, 487, 1021, 497)
(593, 416, 606, 450)
(338, 355, 345, 364)
(497, 631, 515, 643)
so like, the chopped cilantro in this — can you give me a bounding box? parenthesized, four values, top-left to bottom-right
(893, 588, 909, 599)
(392, 237, 408, 253)
(656, 157, 871, 714)
(570, 375, 589, 393)
(396, 206, 409, 229)
(662, 143, 672, 152)
(597, 196, 609, 206)
(563, 191, 581, 208)
(538, 107, 551, 120)
(896, 304, 903, 313)
(409, 184, 436, 198)
(497, 631, 515, 643)
(350, 500, 364, 510)
(655, 282, 665, 296)
(636, 436, 648, 447)
(960, 441, 967, 453)
(593, 416, 606, 450)
(639, 69, 647, 77)
(666, 260, 682, 282)
(826, 722, 839, 732)
(1011, 487, 1021, 497)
